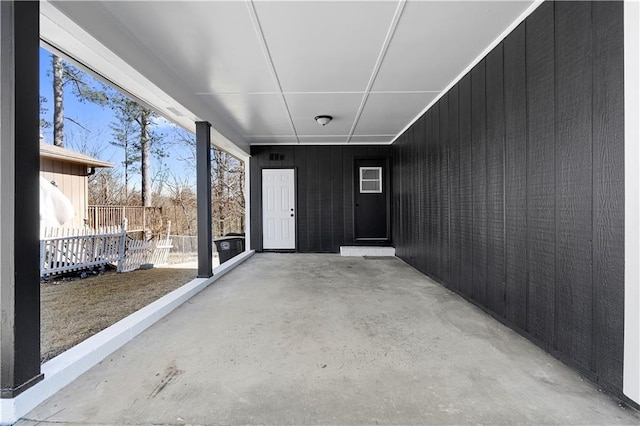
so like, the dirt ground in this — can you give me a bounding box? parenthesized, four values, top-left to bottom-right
(41, 267, 196, 362)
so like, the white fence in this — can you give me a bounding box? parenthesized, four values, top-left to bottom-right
(40, 221, 173, 278)
(117, 237, 173, 273)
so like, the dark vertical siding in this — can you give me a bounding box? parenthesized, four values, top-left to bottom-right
(331, 147, 344, 252)
(526, 2, 556, 346)
(471, 62, 488, 305)
(459, 75, 474, 297)
(592, 1, 624, 390)
(295, 146, 309, 252)
(433, 108, 442, 280)
(486, 45, 506, 317)
(416, 116, 427, 273)
(250, 145, 392, 253)
(390, 1, 624, 397)
(318, 147, 333, 252)
(439, 99, 451, 284)
(306, 146, 321, 252)
(342, 146, 355, 247)
(503, 23, 528, 330)
(554, 1, 593, 371)
(448, 88, 461, 292)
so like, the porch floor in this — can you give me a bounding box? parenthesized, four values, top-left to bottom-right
(20, 254, 639, 425)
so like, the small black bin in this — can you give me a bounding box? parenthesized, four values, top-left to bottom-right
(214, 235, 245, 264)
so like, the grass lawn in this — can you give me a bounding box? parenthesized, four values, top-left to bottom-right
(41, 267, 196, 362)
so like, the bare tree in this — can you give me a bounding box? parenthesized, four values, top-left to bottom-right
(168, 127, 245, 236)
(106, 92, 165, 206)
(52, 55, 64, 146)
(50, 54, 109, 147)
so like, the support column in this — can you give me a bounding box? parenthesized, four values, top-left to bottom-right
(243, 155, 251, 251)
(0, 1, 42, 398)
(196, 121, 213, 278)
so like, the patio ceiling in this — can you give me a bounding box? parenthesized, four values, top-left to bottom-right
(42, 1, 535, 154)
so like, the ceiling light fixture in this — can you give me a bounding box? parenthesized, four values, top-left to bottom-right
(314, 115, 333, 126)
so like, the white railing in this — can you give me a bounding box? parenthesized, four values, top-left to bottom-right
(86, 205, 163, 232)
(40, 220, 173, 278)
(40, 228, 125, 277)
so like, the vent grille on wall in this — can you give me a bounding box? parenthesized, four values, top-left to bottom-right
(269, 153, 285, 161)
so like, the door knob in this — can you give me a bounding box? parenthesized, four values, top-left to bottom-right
(290, 214, 294, 217)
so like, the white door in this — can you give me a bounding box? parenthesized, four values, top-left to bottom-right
(262, 169, 296, 249)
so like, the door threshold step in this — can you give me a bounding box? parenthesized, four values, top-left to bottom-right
(340, 246, 396, 257)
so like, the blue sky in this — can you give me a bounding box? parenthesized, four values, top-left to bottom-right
(39, 47, 196, 189)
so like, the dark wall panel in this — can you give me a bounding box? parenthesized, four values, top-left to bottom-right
(485, 46, 506, 317)
(390, 1, 624, 398)
(458, 75, 474, 297)
(554, 1, 594, 371)
(471, 62, 488, 305)
(331, 147, 344, 252)
(503, 23, 528, 331)
(295, 145, 309, 252)
(592, 1, 624, 391)
(416, 116, 427, 274)
(318, 147, 333, 252)
(526, 2, 556, 347)
(439, 99, 451, 284)
(448, 88, 461, 292)
(251, 145, 392, 253)
(306, 146, 321, 252)
(342, 146, 355, 247)
(433, 108, 442, 280)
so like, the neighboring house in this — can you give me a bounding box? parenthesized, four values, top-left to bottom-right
(39, 142, 114, 229)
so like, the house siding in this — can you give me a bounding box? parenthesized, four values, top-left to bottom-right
(250, 145, 392, 253)
(40, 158, 89, 228)
(392, 1, 625, 397)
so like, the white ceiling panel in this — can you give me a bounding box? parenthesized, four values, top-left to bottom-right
(285, 93, 364, 136)
(254, 1, 398, 92)
(247, 136, 299, 145)
(200, 94, 293, 136)
(373, 1, 533, 92)
(298, 136, 349, 144)
(101, 2, 276, 94)
(354, 93, 438, 135)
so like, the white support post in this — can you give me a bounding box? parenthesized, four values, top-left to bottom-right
(244, 155, 251, 251)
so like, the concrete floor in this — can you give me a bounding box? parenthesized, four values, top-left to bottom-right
(19, 253, 640, 425)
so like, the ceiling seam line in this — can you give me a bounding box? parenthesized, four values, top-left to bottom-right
(197, 90, 442, 96)
(346, 0, 406, 143)
(246, 0, 300, 143)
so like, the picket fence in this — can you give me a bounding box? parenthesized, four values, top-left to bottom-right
(40, 220, 173, 278)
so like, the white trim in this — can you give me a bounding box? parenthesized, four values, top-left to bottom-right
(340, 246, 395, 257)
(390, 0, 545, 144)
(359, 166, 383, 193)
(624, 0, 640, 406)
(261, 168, 296, 250)
(0, 250, 254, 425)
(244, 155, 252, 252)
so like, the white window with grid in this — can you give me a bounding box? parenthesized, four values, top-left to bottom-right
(359, 167, 382, 193)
